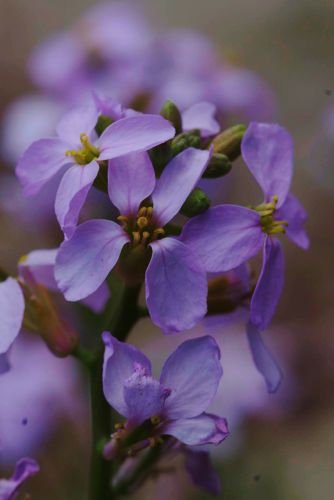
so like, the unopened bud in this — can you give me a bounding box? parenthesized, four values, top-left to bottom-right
(171, 130, 201, 157)
(160, 100, 182, 135)
(210, 124, 246, 160)
(181, 188, 211, 217)
(95, 114, 113, 136)
(203, 153, 232, 178)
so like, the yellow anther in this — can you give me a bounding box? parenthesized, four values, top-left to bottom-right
(138, 207, 148, 217)
(18, 254, 28, 264)
(114, 423, 123, 430)
(141, 231, 150, 244)
(137, 216, 149, 229)
(146, 207, 153, 217)
(150, 415, 161, 426)
(132, 231, 141, 245)
(152, 228, 165, 240)
(80, 133, 89, 144)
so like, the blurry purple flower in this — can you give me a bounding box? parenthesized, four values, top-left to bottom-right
(16, 104, 174, 238)
(0, 457, 39, 500)
(103, 333, 229, 446)
(181, 102, 220, 137)
(55, 147, 212, 333)
(185, 449, 220, 495)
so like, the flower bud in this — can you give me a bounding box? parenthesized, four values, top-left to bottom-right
(95, 114, 113, 136)
(160, 100, 182, 135)
(203, 153, 232, 178)
(210, 124, 246, 160)
(171, 130, 201, 157)
(181, 188, 211, 217)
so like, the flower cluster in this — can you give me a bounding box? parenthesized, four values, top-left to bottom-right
(0, 2, 309, 498)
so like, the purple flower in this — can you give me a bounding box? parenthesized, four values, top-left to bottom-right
(185, 449, 221, 495)
(180, 122, 309, 390)
(55, 147, 212, 333)
(102, 333, 228, 447)
(0, 457, 39, 500)
(181, 101, 220, 137)
(16, 103, 175, 238)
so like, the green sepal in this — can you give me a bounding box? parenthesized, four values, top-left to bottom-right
(181, 187, 211, 217)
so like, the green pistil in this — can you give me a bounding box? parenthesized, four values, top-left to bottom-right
(66, 133, 100, 165)
(253, 196, 288, 235)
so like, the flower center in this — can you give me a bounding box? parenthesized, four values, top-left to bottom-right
(253, 196, 288, 235)
(65, 133, 100, 165)
(117, 206, 165, 246)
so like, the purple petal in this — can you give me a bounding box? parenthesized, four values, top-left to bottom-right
(108, 152, 155, 216)
(55, 162, 99, 239)
(182, 102, 220, 137)
(146, 238, 207, 334)
(55, 220, 128, 301)
(81, 282, 110, 313)
(0, 457, 39, 500)
(181, 205, 264, 272)
(241, 122, 293, 207)
(160, 336, 222, 419)
(0, 354, 10, 375)
(18, 249, 58, 290)
(152, 148, 211, 226)
(102, 332, 151, 416)
(16, 138, 70, 196)
(185, 450, 221, 495)
(246, 321, 282, 393)
(123, 368, 166, 425)
(276, 193, 309, 249)
(0, 278, 24, 355)
(163, 413, 229, 446)
(56, 104, 99, 145)
(97, 115, 175, 160)
(250, 237, 284, 331)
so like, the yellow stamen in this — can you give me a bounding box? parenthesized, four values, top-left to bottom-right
(137, 216, 149, 229)
(150, 415, 161, 426)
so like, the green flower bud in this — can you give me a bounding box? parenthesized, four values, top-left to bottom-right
(160, 100, 182, 135)
(210, 124, 246, 161)
(95, 115, 113, 136)
(171, 130, 201, 157)
(181, 188, 211, 217)
(203, 153, 232, 178)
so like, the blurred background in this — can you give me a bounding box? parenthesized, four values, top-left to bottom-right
(0, 0, 334, 498)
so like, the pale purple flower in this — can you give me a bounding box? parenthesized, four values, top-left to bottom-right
(16, 103, 174, 238)
(103, 333, 229, 446)
(55, 147, 212, 333)
(181, 101, 220, 137)
(184, 449, 220, 495)
(0, 457, 39, 500)
(180, 123, 308, 390)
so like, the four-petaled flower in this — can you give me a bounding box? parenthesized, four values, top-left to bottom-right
(102, 333, 229, 447)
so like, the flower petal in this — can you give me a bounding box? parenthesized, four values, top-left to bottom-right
(163, 413, 229, 446)
(276, 193, 309, 249)
(182, 101, 220, 137)
(0, 278, 24, 355)
(180, 205, 264, 272)
(97, 115, 175, 160)
(55, 220, 129, 301)
(55, 162, 99, 239)
(160, 336, 222, 419)
(108, 151, 155, 215)
(0, 354, 10, 375)
(146, 238, 207, 334)
(0, 457, 39, 499)
(16, 138, 70, 196)
(18, 249, 58, 290)
(56, 104, 99, 145)
(152, 148, 211, 226)
(246, 321, 282, 393)
(102, 332, 151, 416)
(81, 282, 110, 313)
(185, 450, 221, 495)
(241, 122, 293, 207)
(250, 237, 284, 331)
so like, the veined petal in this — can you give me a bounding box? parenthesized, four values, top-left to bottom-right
(97, 115, 175, 160)
(108, 151, 155, 215)
(182, 102, 220, 137)
(152, 148, 211, 226)
(0, 457, 39, 500)
(55, 162, 99, 239)
(18, 249, 58, 290)
(56, 104, 99, 145)
(246, 321, 282, 393)
(16, 138, 70, 196)
(276, 193, 309, 249)
(0, 278, 24, 355)
(160, 336, 222, 419)
(164, 413, 229, 446)
(241, 122, 293, 207)
(146, 238, 207, 334)
(102, 332, 151, 417)
(55, 220, 129, 301)
(181, 205, 264, 272)
(250, 237, 284, 331)
(185, 450, 221, 496)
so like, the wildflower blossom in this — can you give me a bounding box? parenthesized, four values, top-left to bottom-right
(0, 457, 39, 500)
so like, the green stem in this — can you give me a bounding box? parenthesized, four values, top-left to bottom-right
(89, 283, 142, 500)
